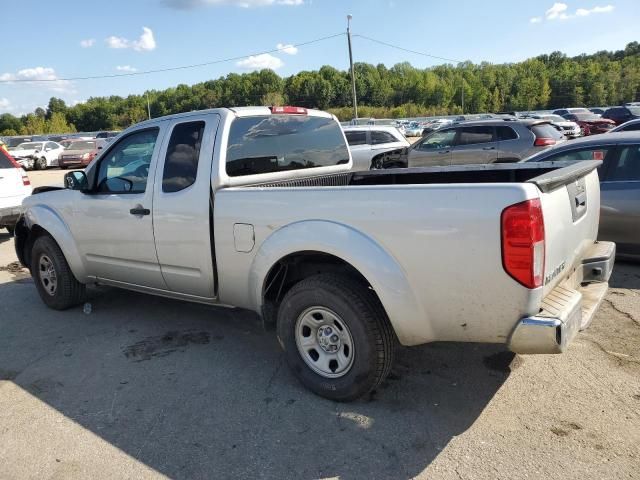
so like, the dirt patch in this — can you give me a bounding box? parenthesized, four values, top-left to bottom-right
(123, 330, 211, 362)
(0, 261, 24, 273)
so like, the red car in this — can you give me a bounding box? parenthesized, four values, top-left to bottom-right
(58, 139, 105, 169)
(562, 113, 615, 135)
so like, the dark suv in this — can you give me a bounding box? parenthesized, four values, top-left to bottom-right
(602, 106, 640, 126)
(404, 119, 564, 167)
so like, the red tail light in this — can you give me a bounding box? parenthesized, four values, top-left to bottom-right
(270, 106, 307, 115)
(534, 138, 556, 146)
(21, 170, 31, 186)
(501, 198, 545, 289)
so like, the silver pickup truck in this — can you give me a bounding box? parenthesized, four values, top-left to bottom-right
(15, 106, 615, 401)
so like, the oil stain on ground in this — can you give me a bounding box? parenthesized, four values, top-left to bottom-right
(123, 330, 211, 362)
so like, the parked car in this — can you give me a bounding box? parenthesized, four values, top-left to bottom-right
(534, 114, 582, 139)
(562, 113, 615, 135)
(524, 132, 640, 259)
(422, 118, 453, 136)
(58, 139, 106, 169)
(406, 119, 564, 167)
(343, 125, 409, 170)
(95, 130, 120, 139)
(404, 122, 423, 137)
(553, 107, 591, 117)
(601, 106, 640, 126)
(14, 106, 613, 401)
(0, 149, 32, 235)
(7, 141, 64, 170)
(610, 118, 640, 133)
(4, 136, 32, 148)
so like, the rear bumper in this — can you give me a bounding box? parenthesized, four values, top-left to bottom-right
(509, 241, 615, 354)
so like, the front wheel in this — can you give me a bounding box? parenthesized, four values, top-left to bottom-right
(277, 274, 395, 401)
(37, 157, 48, 170)
(31, 236, 86, 310)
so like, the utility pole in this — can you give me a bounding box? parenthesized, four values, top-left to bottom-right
(347, 14, 358, 120)
(146, 92, 151, 120)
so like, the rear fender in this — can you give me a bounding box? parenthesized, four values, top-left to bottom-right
(248, 220, 433, 346)
(22, 205, 88, 282)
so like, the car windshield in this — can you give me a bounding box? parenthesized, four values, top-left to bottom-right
(545, 115, 566, 122)
(68, 141, 95, 150)
(15, 142, 43, 150)
(628, 107, 640, 115)
(569, 109, 590, 114)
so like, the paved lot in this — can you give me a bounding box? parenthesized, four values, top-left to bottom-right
(0, 171, 639, 479)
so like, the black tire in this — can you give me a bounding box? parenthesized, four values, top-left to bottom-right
(31, 235, 86, 310)
(37, 157, 47, 170)
(60, 166, 68, 170)
(277, 273, 395, 401)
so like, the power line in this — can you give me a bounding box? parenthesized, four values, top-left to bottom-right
(0, 32, 346, 84)
(353, 34, 464, 64)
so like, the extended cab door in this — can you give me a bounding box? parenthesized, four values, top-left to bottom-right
(152, 113, 220, 297)
(408, 128, 456, 167)
(450, 125, 498, 164)
(71, 127, 166, 289)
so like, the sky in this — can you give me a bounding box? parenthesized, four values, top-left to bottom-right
(1, 0, 638, 115)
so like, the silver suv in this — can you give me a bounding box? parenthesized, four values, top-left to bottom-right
(407, 119, 565, 167)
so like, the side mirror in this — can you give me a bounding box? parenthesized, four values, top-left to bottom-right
(64, 171, 89, 192)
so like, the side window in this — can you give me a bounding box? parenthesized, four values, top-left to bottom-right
(546, 147, 613, 162)
(162, 121, 205, 193)
(496, 126, 518, 141)
(345, 131, 367, 146)
(456, 126, 494, 146)
(45, 142, 57, 150)
(604, 145, 640, 182)
(371, 131, 397, 145)
(95, 128, 159, 193)
(418, 129, 456, 150)
(621, 123, 640, 132)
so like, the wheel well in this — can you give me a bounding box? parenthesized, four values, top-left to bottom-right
(262, 251, 377, 326)
(16, 222, 50, 270)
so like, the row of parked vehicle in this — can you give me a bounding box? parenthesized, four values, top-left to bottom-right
(0, 131, 119, 171)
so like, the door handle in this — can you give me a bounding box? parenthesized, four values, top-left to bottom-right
(483, 146, 496, 150)
(130, 207, 150, 216)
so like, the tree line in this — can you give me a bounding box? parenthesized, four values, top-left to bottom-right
(1, 42, 638, 135)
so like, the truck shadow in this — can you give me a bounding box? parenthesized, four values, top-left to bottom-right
(0, 277, 514, 479)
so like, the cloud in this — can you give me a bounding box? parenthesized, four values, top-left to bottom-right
(162, 0, 303, 9)
(236, 53, 284, 70)
(276, 43, 298, 55)
(116, 65, 138, 72)
(80, 38, 95, 48)
(0, 97, 11, 110)
(576, 4, 614, 16)
(106, 27, 156, 52)
(0, 67, 74, 93)
(531, 3, 615, 23)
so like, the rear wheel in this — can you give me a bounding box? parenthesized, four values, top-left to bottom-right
(277, 273, 395, 401)
(31, 236, 86, 310)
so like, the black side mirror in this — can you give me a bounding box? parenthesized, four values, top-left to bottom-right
(64, 171, 89, 192)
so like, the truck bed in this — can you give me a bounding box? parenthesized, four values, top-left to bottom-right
(252, 160, 600, 194)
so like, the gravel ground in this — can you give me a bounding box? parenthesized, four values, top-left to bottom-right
(0, 170, 638, 479)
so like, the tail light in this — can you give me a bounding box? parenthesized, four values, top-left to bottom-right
(270, 106, 307, 115)
(534, 137, 556, 146)
(501, 198, 545, 289)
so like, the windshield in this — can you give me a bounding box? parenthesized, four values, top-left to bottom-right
(628, 107, 640, 115)
(544, 115, 566, 122)
(15, 142, 44, 150)
(67, 141, 96, 150)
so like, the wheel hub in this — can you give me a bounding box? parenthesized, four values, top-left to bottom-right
(38, 254, 57, 296)
(294, 307, 355, 378)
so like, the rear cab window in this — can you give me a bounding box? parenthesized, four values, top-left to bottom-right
(226, 115, 349, 177)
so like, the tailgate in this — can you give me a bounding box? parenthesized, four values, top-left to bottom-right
(530, 161, 601, 296)
(0, 167, 25, 199)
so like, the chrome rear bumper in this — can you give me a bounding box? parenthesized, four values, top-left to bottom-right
(509, 241, 615, 354)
